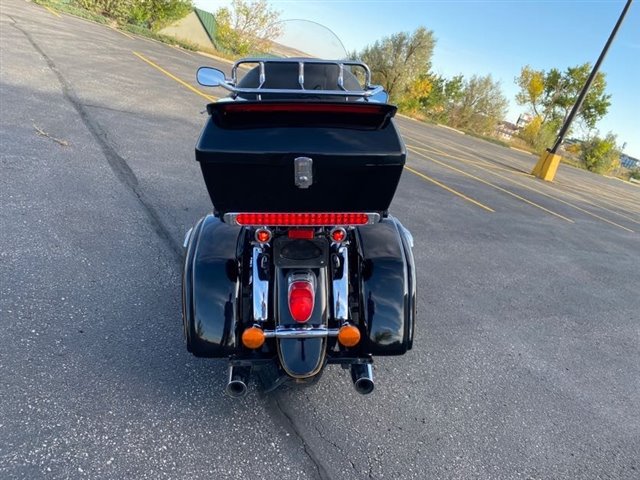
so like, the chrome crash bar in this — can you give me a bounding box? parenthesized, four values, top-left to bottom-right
(263, 326, 340, 339)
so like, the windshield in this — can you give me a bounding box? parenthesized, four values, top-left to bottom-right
(264, 20, 348, 60)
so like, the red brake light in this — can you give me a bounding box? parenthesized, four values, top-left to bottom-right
(288, 229, 315, 239)
(288, 281, 315, 323)
(228, 212, 376, 226)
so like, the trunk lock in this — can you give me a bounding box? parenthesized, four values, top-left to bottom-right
(294, 157, 313, 189)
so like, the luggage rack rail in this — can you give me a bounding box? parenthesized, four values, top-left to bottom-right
(218, 58, 384, 99)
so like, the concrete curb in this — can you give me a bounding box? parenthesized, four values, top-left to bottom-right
(397, 113, 423, 123)
(196, 51, 251, 70)
(510, 146, 536, 155)
(196, 51, 234, 65)
(436, 124, 465, 135)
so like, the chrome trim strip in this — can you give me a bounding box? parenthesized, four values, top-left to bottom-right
(332, 246, 349, 321)
(182, 227, 193, 248)
(252, 246, 269, 322)
(222, 212, 381, 226)
(263, 326, 339, 339)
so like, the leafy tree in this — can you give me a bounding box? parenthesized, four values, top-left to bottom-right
(518, 116, 560, 154)
(515, 63, 611, 129)
(74, 0, 192, 30)
(423, 74, 464, 119)
(356, 27, 436, 100)
(580, 133, 621, 173)
(214, 0, 282, 55)
(448, 75, 508, 135)
(75, 0, 133, 24)
(145, 0, 192, 31)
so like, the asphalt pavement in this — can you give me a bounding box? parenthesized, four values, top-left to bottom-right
(1, 1, 639, 479)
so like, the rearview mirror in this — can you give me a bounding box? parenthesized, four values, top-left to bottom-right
(197, 67, 227, 87)
(368, 88, 389, 103)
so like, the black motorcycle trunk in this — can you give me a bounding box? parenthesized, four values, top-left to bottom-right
(195, 101, 406, 216)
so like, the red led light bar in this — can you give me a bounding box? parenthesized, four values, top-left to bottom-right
(224, 212, 379, 226)
(219, 103, 387, 115)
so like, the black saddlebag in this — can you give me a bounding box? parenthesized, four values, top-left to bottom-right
(195, 101, 406, 216)
(355, 217, 416, 355)
(182, 215, 243, 357)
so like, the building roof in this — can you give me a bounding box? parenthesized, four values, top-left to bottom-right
(194, 8, 220, 50)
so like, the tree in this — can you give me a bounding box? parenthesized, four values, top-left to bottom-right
(580, 133, 621, 173)
(214, 0, 282, 55)
(356, 27, 436, 100)
(448, 75, 508, 135)
(515, 63, 611, 130)
(517, 115, 559, 154)
(75, 0, 192, 30)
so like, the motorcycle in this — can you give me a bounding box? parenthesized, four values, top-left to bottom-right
(182, 21, 416, 397)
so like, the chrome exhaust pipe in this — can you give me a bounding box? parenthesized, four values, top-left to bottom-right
(225, 366, 250, 398)
(350, 363, 374, 395)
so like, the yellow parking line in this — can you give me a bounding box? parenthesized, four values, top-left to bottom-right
(132, 51, 216, 102)
(406, 142, 530, 176)
(548, 182, 640, 226)
(557, 180, 640, 215)
(403, 128, 533, 173)
(404, 166, 495, 212)
(110, 26, 134, 39)
(409, 144, 634, 232)
(408, 147, 574, 223)
(44, 6, 61, 18)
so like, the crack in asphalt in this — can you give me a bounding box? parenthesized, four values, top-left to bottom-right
(10, 14, 335, 480)
(269, 396, 331, 480)
(9, 17, 183, 264)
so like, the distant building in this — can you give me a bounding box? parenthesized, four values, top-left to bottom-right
(516, 113, 533, 129)
(620, 154, 640, 169)
(159, 8, 218, 51)
(496, 121, 519, 140)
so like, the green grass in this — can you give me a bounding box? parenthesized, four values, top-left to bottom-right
(33, 0, 229, 57)
(34, 0, 108, 24)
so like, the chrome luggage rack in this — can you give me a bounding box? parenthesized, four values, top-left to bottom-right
(219, 58, 385, 99)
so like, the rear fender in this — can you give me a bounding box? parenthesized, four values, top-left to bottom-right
(275, 267, 329, 378)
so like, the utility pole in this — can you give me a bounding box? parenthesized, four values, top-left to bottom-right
(531, 0, 634, 181)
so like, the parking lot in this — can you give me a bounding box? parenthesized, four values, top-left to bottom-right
(1, 1, 639, 479)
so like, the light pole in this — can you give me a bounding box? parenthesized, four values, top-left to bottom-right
(531, 0, 634, 181)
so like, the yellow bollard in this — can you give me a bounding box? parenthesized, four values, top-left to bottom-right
(531, 150, 562, 182)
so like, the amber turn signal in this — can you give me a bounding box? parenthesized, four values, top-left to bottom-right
(338, 324, 361, 347)
(242, 326, 266, 349)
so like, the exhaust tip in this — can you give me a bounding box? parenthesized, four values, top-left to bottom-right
(350, 363, 374, 395)
(226, 365, 250, 398)
(226, 379, 248, 398)
(354, 377, 375, 395)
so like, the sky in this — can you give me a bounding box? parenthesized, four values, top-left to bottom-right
(195, 0, 640, 158)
